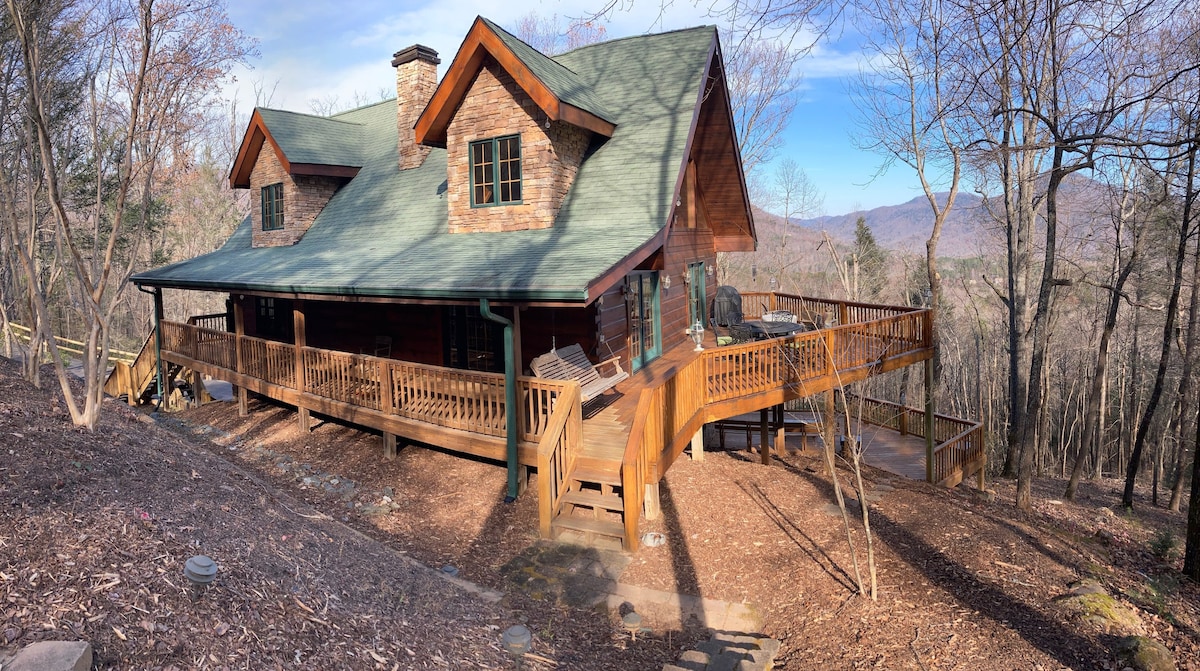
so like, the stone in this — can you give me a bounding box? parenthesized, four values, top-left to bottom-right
(678, 650, 710, 665)
(1116, 636, 1176, 671)
(1056, 591, 1144, 635)
(7, 640, 92, 671)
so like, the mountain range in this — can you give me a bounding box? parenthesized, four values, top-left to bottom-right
(794, 192, 992, 257)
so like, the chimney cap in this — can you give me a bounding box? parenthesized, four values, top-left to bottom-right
(392, 44, 440, 68)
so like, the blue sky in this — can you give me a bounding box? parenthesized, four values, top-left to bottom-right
(224, 0, 927, 215)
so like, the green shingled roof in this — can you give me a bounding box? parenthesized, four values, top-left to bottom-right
(258, 108, 365, 167)
(480, 17, 616, 124)
(133, 24, 717, 303)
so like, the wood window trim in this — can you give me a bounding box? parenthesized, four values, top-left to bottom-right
(261, 182, 284, 231)
(469, 135, 522, 207)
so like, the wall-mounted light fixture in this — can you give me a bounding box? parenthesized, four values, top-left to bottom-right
(661, 273, 671, 290)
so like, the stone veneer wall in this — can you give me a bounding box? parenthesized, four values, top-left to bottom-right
(396, 55, 437, 170)
(446, 60, 589, 234)
(249, 147, 341, 248)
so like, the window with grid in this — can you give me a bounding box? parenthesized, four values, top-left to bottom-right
(470, 136, 521, 207)
(261, 183, 284, 231)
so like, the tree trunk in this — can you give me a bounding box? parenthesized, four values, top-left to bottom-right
(1066, 240, 1138, 499)
(1123, 143, 1196, 509)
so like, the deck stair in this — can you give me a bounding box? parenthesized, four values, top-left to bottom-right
(550, 401, 631, 547)
(550, 466, 626, 546)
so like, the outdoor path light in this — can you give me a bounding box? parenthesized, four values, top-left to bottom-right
(502, 624, 531, 669)
(184, 555, 217, 599)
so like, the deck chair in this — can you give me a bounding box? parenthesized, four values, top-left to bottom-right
(531, 343, 628, 402)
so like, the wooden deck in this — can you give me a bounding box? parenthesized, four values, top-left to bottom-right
(148, 292, 988, 551)
(711, 410, 929, 481)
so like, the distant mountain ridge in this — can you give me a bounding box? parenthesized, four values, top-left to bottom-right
(787, 175, 1108, 258)
(794, 192, 990, 257)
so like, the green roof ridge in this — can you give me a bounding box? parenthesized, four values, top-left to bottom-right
(480, 17, 616, 124)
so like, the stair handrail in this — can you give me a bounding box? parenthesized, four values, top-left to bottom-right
(535, 380, 583, 538)
(620, 388, 655, 552)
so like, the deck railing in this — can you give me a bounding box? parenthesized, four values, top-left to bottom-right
(704, 306, 929, 406)
(848, 395, 985, 486)
(619, 293, 937, 549)
(240, 336, 295, 388)
(537, 381, 583, 537)
(160, 320, 572, 445)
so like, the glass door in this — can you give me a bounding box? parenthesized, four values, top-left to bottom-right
(627, 271, 661, 371)
(687, 262, 706, 329)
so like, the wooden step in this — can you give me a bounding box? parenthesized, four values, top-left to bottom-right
(551, 515, 625, 539)
(571, 467, 621, 488)
(561, 489, 624, 513)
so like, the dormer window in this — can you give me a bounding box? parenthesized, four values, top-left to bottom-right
(261, 183, 284, 230)
(470, 135, 521, 207)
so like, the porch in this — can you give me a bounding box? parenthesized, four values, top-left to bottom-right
(150, 292, 981, 551)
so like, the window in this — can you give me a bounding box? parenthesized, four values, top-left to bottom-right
(444, 306, 502, 372)
(470, 136, 521, 206)
(255, 297, 292, 341)
(261, 183, 284, 230)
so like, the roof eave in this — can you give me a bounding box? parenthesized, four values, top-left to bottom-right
(131, 275, 590, 303)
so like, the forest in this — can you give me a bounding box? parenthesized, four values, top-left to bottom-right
(1, 0, 1198, 578)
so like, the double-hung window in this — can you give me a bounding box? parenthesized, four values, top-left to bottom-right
(470, 135, 521, 206)
(261, 183, 284, 230)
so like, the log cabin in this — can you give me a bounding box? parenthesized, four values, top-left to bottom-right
(128, 17, 982, 551)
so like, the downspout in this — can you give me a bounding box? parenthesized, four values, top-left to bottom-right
(480, 299, 519, 502)
(137, 284, 164, 409)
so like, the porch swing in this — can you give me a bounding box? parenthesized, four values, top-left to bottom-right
(530, 311, 628, 403)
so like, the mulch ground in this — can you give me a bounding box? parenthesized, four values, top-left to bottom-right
(4, 364, 1199, 669)
(0, 362, 688, 670)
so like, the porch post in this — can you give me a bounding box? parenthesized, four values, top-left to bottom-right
(924, 357, 935, 483)
(152, 287, 165, 411)
(294, 301, 309, 431)
(691, 428, 704, 462)
(233, 299, 248, 417)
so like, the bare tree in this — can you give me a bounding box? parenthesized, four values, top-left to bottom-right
(5, 0, 251, 428)
(854, 0, 968, 398)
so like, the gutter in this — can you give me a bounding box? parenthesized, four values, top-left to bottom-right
(479, 299, 519, 502)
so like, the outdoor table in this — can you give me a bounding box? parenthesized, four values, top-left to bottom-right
(740, 319, 808, 340)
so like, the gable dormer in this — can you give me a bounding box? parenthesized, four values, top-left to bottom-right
(415, 17, 617, 234)
(230, 109, 363, 247)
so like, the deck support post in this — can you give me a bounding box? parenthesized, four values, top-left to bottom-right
(759, 408, 770, 465)
(924, 357, 935, 483)
(294, 302, 309, 432)
(237, 387, 248, 417)
(644, 483, 661, 520)
(773, 404, 786, 456)
(690, 428, 704, 462)
(823, 389, 836, 476)
(480, 299, 519, 502)
(383, 433, 398, 460)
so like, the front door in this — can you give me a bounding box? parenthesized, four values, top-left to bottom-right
(627, 271, 661, 371)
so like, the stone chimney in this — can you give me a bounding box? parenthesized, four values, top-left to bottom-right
(392, 44, 440, 170)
